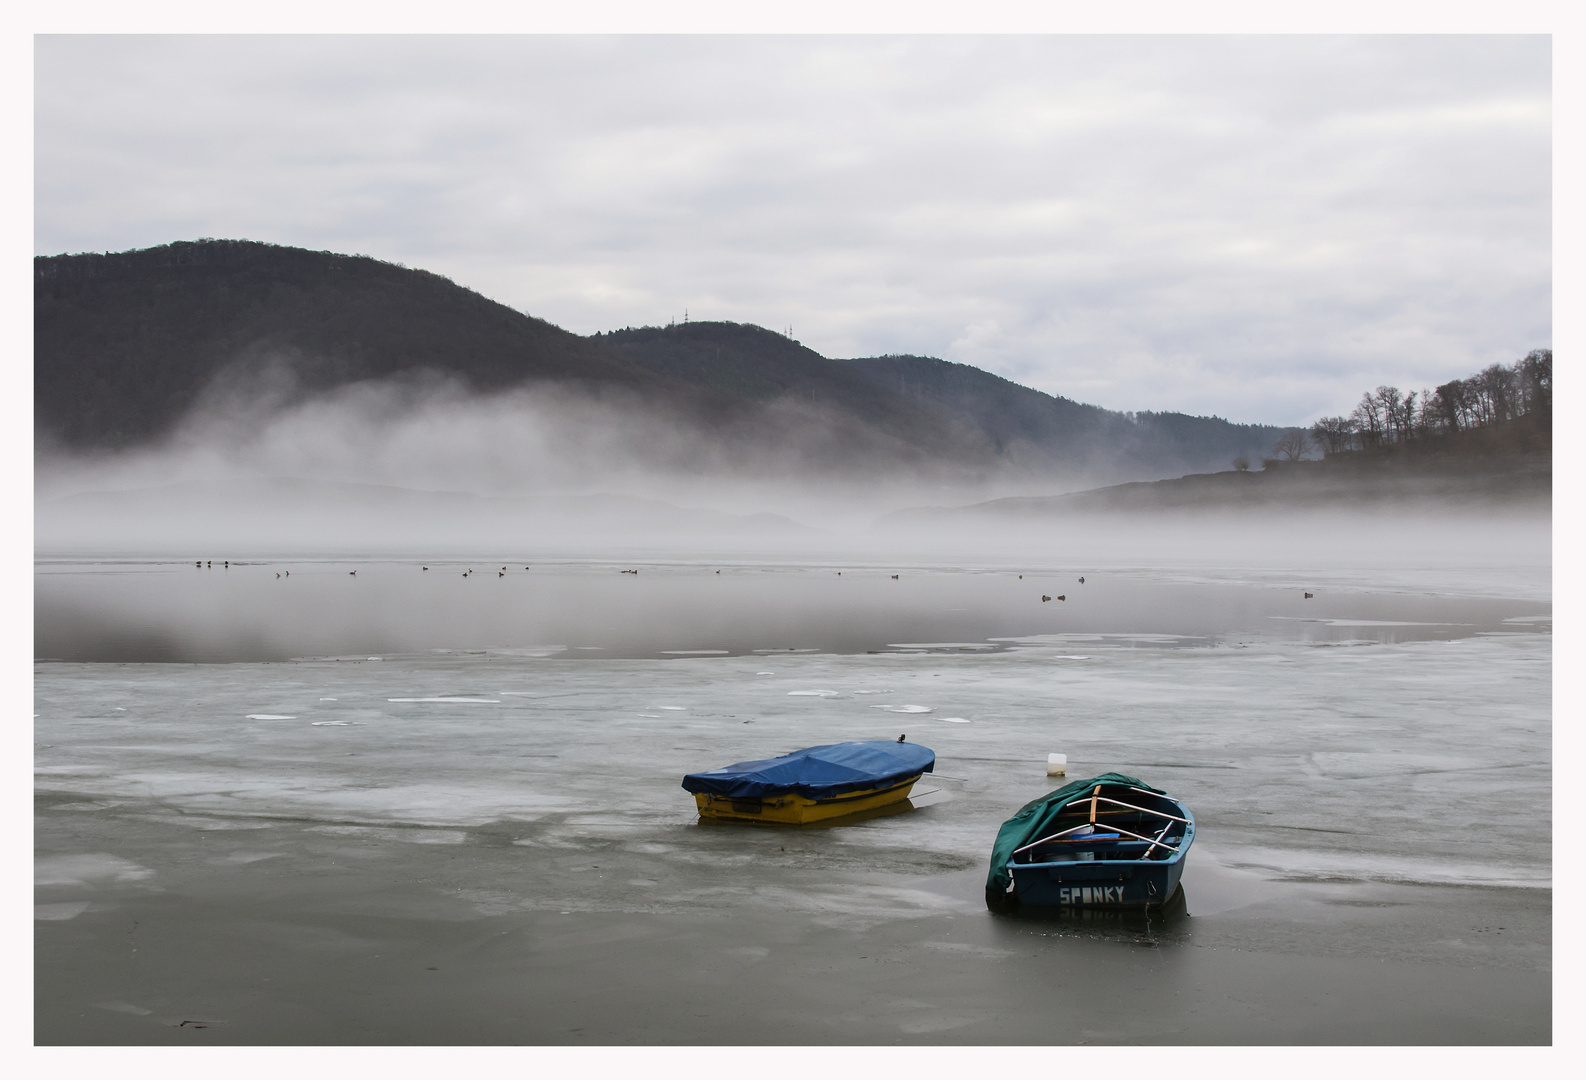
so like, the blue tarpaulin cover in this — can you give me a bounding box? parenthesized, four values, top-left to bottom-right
(681, 740, 935, 799)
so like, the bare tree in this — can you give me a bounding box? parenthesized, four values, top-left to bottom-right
(1232, 456, 1250, 472)
(1517, 349, 1551, 419)
(1433, 378, 1468, 431)
(1310, 415, 1356, 456)
(1332, 349, 1549, 448)
(1375, 386, 1402, 443)
(1351, 392, 1384, 447)
(1273, 430, 1308, 460)
(1413, 388, 1440, 438)
(1397, 390, 1417, 441)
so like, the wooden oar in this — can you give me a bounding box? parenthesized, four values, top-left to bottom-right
(1139, 821, 1172, 860)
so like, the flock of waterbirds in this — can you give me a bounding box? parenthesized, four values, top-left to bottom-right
(186, 561, 1321, 608)
(186, 559, 1117, 605)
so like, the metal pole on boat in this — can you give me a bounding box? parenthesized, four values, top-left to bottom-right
(1100, 821, 1181, 854)
(1013, 822, 1094, 857)
(1083, 795, 1190, 824)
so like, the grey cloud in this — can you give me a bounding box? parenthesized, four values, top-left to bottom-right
(35, 35, 1549, 425)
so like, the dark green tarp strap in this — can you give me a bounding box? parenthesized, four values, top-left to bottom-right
(983, 772, 1165, 906)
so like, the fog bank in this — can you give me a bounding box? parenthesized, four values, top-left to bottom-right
(34, 372, 1550, 578)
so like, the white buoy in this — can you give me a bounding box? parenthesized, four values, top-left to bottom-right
(1047, 753, 1068, 776)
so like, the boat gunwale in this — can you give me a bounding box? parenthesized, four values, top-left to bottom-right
(1010, 789, 1196, 870)
(698, 773, 923, 809)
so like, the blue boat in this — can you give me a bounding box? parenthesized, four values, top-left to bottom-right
(984, 772, 1195, 912)
(682, 739, 935, 824)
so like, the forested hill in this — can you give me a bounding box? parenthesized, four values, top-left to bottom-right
(839, 355, 1290, 480)
(38, 239, 1294, 485)
(595, 322, 1002, 466)
(594, 330, 1292, 480)
(35, 240, 669, 450)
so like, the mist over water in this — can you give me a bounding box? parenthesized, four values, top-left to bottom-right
(33, 365, 1306, 555)
(35, 375, 1033, 524)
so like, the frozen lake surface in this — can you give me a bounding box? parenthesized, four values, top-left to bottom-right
(35, 551, 1551, 1043)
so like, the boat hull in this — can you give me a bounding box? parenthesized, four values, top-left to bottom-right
(694, 774, 922, 825)
(988, 780, 1196, 912)
(1004, 851, 1187, 909)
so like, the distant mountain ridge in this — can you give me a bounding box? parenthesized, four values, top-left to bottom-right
(838, 354, 1289, 479)
(38, 239, 1294, 484)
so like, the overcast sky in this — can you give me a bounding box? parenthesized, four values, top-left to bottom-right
(34, 34, 1550, 425)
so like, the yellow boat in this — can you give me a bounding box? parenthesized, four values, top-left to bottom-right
(682, 739, 936, 826)
(693, 774, 925, 825)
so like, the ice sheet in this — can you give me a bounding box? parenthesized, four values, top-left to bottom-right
(36, 618, 1549, 891)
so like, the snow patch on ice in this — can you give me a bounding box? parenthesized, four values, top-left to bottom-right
(307, 825, 467, 845)
(886, 642, 996, 651)
(36, 902, 91, 921)
(36, 853, 153, 887)
(387, 697, 500, 703)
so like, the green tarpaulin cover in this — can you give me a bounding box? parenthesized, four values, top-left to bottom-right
(984, 772, 1166, 898)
